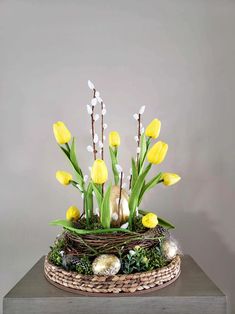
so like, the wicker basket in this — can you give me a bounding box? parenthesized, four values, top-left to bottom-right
(44, 255, 181, 294)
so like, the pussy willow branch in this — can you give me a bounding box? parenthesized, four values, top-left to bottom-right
(91, 89, 97, 160)
(101, 101, 104, 160)
(136, 113, 141, 164)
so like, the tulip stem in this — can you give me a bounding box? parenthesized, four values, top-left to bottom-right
(65, 143, 70, 152)
(117, 172, 123, 226)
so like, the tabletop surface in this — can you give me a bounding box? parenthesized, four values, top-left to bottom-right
(4, 255, 225, 299)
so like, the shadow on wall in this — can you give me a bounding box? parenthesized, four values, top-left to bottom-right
(177, 210, 235, 314)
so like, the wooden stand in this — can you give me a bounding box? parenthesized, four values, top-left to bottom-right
(3, 255, 227, 314)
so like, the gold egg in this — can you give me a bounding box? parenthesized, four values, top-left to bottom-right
(162, 239, 178, 261)
(110, 185, 130, 227)
(92, 254, 121, 276)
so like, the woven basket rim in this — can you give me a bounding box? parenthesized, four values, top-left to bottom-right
(45, 254, 180, 279)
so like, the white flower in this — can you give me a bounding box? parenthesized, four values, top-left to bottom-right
(112, 213, 119, 221)
(136, 147, 141, 154)
(95, 90, 100, 98)
(91, 98, 97, 107)
(81, 193, 84, 199)
(88, 80, 94, 90)
(134, 135, 139, 142)
(93, 133, 98, 143)
(121, 222, 129, 229)
(133, 113, 138, 120)
(86, 104, 92, 115)
(83, 175, 88, 183)
(87, 145, 93, 152)
(103, 135, 106, 141)
(136, 207, 139, 216)
(129, 250, 136, 256)
(98, 141, 103, 148)
(102, 108, 107, 115)
(115, 164, 123, 173)
(122, 182, 127, 189)
(88, 166, 92, 172)
(94, 114, 99, 121)
(94, 207, 99, 216)
(141, 127, 145, 134)
(59, 250, 65, 256)
(103, 123, 108, 129)
(139, 105, 146, 115)
(103, 103, 106, 108)
(97, 96, 103, 104)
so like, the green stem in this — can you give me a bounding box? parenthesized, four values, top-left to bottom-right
(65, 143, 70, 152)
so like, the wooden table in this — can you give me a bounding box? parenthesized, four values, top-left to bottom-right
(3, 255, 227, 314)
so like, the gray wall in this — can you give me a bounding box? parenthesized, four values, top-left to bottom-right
(0, 0, 235, 313)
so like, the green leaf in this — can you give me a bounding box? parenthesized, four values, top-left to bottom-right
(131, 158, 138, 189)
(85, 182, 93, 220)
(139, 133, 146, 170)
(158, 217, 175, 229)
(128, 163, 152, 229)
(109, 146, 119, 185)
(70, 137, 83, 177)
(138, 172, 162, 206)
(100, 183, 112, 229)
(92, 183, 103, 209)
(50, 219, 133, 234)
(59, 140, 84, 188)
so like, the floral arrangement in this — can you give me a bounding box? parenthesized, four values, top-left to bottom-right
(47, 80, 181, 281)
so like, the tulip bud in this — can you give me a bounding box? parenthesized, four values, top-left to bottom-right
(56, 170, 72, 186)
(109, 131, 121, 147)
(66, 206, 80, 221)
(145, 119, 161, 139)
(142, 213, 158, 228)
(147, 141, 168, 164)
(162, 173, 181, 186)
(53, 121, 71, 145)
(91, 159, 108, 184)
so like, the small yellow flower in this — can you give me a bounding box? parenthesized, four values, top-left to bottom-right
(142, 213, 158, 228)
(162, 173, 181, 186)
(56, 170, 72, 186)
(91, 159, 108, 184)
(109, 131, 121, 147)
(142, 256, 149, 264)
(147, 141, 168, 164)
(53, 121, 71, 145)
(66, 206, 80, 221)
(145, 119, 161, 139)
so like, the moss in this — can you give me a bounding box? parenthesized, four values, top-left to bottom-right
(48, 237, 66, 266)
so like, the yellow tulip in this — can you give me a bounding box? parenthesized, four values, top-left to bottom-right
(162, 173, 181, 186)
(91, 159, 108, 184)
(109, 131, 121, 147)
(142, 213, 158, 228)
(147, 141, 168, 164)
(56, 170, 72, 185)
(53, 121, 71, 145)
(66, 206, 80, 221)
(145, 119, 161, 139)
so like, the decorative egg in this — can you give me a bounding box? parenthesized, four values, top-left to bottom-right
(161, 239, 179, 261)
(92, 254, 121, 275)
(110, 185, 130, 227)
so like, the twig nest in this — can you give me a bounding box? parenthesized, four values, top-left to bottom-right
(161, 239, 178, 261)
(92, 254, 121, 275)
(110, 185, 129, 227)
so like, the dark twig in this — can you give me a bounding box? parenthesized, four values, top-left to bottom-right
(91, 89, 97, 160)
